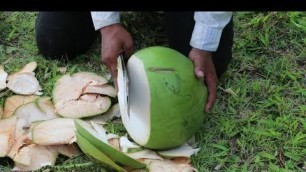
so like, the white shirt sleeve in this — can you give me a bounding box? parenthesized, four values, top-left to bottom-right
(90, 11, 232, 52)
(190, 12, 233, 52)
(90, 11, 120, 30)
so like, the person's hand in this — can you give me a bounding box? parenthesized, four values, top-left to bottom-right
(100, 24, 133, 89)
(189, 48, 218, 113)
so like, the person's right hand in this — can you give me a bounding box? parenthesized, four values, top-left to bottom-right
(189, 48, 218, 113)
(100, 24, 133, 89)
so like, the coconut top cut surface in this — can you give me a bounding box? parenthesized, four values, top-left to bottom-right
(118, 46, 208, 150)
(118, 55, 150, 146)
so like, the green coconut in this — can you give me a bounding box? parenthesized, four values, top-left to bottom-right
(117, 46, 208, 150)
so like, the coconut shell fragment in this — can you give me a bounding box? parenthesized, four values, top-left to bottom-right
(0, 66, 8, 91)
(3, 95, 39, 118)
(0, 60, 202, 172)
(32, 118, 76, 145)
(90, 103, 121, 125)
(0, 106, 3, 120)
(0, 116, 17, 157)
(0, 132, 14, 157)
(8, 134, 32, 163)
(157, 145, 200, 158)
(57, 143, 81, 158)
(127, 149, 164, 161)
(7, 73, 42, 95)
(7, 61, 42, 95)
(12, 144, 58, 171)
(53, 72, 115, 118)
(56, 96, 111, 118)
(75, 132, 126, 172)
(142, 159, 198, 172)
(74, 119, 146, 169)
(14, 102, 58, 139)
(17, 61, 37, 74)
(84, 84, 117, 98)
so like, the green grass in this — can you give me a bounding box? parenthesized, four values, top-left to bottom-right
(0, 12, 305, 171)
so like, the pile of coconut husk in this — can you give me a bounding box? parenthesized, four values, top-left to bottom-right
(0, 61, 200, 171)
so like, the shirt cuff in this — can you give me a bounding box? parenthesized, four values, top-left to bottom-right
(190, 22, 223, 52)
(90, 12, 120, 30)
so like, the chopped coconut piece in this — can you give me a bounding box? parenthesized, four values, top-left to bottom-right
(17, 61, 37, 73)
(53, 72, 114, 118)
(90, 121, 108, 143)
(0, 132, 14, 157)
(57, 144, 81, 158)
(107, 133, 120, 140)
(36, 97, 59, 118)
(14, 102, 58, 139)
(13, 144, 58, 171)
(0, 66, 8, 91)
(186, 136, 199, 148)
(128, 149, 164, 161)
(3, 95, 38, 118)
(8, 135, 31, 160)
(143, 159, 198, 172)
(32, 118, 75, 145)
(84, 84, 117, 97)
(0, 116, 17, 157)
(7, 72, 42, 95)
(120, 136, 141, 153)
(108, 138, 120, 151)
(56, 96, 111, 118)
(157, 145, 200, 158)
(74, 119, 145, 169)
(57, 67, 67, 73)
(91, 103, 121, 124)
(53, 74, 86, 107)
(73, 72, 108, 86)
(79, 94, 98, 102)
(13, 145, 32, 165)
(0, 115, 17, 133)
(0, 106, 3, 120)
(75, 132, 126, 171)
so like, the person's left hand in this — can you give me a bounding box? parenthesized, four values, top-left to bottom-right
(189, 48, 218, 113)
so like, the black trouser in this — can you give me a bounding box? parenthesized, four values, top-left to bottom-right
(35, 12, 233, 78)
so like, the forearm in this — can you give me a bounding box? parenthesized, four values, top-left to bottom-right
(90, 11, 120, 30)
(190, 12, 232, 52)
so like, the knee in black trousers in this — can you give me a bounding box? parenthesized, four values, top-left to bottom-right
(35, 12, 97, 60)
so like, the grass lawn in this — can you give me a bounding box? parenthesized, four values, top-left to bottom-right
(0, 12, 305, 171)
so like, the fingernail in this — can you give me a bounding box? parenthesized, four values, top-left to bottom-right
(196, 70, 204, 78)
